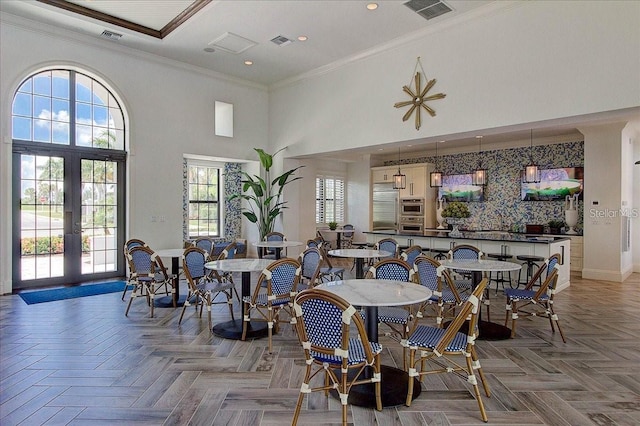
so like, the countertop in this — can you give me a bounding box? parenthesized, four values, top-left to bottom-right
(365, 229, 571, 244)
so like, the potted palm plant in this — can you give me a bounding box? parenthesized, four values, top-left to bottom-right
(228, 148, 303, 241)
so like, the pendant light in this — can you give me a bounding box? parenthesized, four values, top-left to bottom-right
(523, 129, 541, 183)
(430, 140, 443, 187)
(472, 135, 487, 186)
(392, 147, 406, 190)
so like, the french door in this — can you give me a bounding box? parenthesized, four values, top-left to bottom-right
(12, 146, 126, 289)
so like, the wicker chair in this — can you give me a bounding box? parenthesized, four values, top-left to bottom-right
(504, 253, 566, 342)
(292, 288, 382, 425)
(404, 278, 492, 422)
(124, 245, 173, 317)
(122, 238, 147, 300)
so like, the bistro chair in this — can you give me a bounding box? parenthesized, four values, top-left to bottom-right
(374, 238, 399, 259)
(124, 245, 174, 317)
(292, 288, 382, 426)
(504, 253, 566, 342)
(213, 242, 240, 302)
(448, 244, 489, 318)
(242, 258, 302, 353)
(298, 247, 323, 289)
(400, 245, 423, 267)
(307, 238, 345, 282)
(339, 223, 355, 249)
(122, 238, 147, 300)
(404, 278, 491, 422)
(260, 231, 286, 259)
(193, 236, 216, 258)
(412, 255, 466, 328)
(364, 258, 414, 368)
(178, 246, 236, 332)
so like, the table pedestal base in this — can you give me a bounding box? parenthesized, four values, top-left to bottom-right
(330, 365, 420, 408)
(212, 319, 269, 340)
(443, 320, 512, 341)
(154, 295, 187, 308)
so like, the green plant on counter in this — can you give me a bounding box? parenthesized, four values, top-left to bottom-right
(548, 219, 565, 229)
(328, 221, 338, 230)
(441, 201, 471, 218)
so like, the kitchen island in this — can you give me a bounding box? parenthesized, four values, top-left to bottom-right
(364, 230, 571, 291)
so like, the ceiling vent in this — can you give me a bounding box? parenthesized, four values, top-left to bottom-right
(100, 30, 123, 41)
(270, 35, 293, 47)
(404, 0, 453, 20)
(209, 32, 257, 54)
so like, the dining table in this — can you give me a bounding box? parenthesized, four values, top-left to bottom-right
(253, 240, 302, 260)
(316, 278, 432, 407)
(439, 258, 522, 340)
(204, 258, 273, 339)
(154, 248, 187, 308)
(327, 248, 391, 279)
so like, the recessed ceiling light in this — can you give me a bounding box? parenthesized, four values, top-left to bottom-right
(244, 60, 253, 66)
(297, 35, 308, 41)
(367, 3, 378, 10)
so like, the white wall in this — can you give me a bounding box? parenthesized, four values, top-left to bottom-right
(270, 1, 640, 158)
(0, 17, 269, 294)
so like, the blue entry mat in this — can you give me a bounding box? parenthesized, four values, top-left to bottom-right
(19, 281, 127, 305)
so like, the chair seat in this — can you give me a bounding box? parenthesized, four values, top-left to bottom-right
(406, 325, 468, 351)
(429, 288, 465, 305)
(198, 280, 234, 293)
(504, 288, 549, 302)
(242, 294, 291, 306)
(361, 306, 411, 325)
(320, 267, 345, 278)
(310, 338, 382, 365)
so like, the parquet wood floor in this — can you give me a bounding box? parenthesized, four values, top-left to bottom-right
(1, 262, 639, 425)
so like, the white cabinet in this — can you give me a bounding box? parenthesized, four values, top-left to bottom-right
(399, 165, 426, 198)
(567, 236, 583, 273)
(371, 166, 396, 184)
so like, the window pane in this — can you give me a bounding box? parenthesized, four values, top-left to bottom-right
(51, 71, 69, 99)
(13, 117, 32, 140)
(13, 93, 32, 116)
(33, 73, 51, 96)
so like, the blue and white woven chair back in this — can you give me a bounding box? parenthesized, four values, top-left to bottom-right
(370, 260, 411, 281)
(451, 246, 481, 275)
(195, 238, 214, 254)
(298, 297, 344, 350)
(343, 224, 354, 238)
(300, 249, 321, 280)
(221, 244, 236, 260)
(126, 239, 145, 252)
(415, 258, 439, 291)
(546, 255, 559, 278)
(269, 261, 299, 295)
(184, 248, 207, 281)
(267, 233, 284, 242)
(377, 240, 397, 259)
(306, 239, 320, 249)
(401, 247, 422, 266)
(130, 247, 154, 275)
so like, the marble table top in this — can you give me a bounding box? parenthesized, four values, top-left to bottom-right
(253, 241, 303, 248)
(328, 249, 392, 259)
(317, 279, 432, 307)
(440, 259, 522, 272)
(205, 258, 273, 272)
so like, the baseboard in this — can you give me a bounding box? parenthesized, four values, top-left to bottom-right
(582, 268, 632, 282)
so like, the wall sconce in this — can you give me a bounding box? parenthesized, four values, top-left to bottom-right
(393, 147, 406, 190)
(522, 129, 540, 183)
(472, 135, 487, 186)
(430, 140, 443, 187)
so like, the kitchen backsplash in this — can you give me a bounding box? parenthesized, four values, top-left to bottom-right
(386, 141, 585, 233)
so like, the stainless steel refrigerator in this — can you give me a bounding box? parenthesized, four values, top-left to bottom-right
(372, 183, 398, 231)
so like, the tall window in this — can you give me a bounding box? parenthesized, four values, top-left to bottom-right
(316, 175, 345, 224)
(187, 162, 221, 238)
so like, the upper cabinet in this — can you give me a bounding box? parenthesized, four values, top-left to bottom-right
(399, 165, 426, 199)
(371, 166, 396, 184)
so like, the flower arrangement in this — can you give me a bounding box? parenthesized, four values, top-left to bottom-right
(441, 201, 471, 218)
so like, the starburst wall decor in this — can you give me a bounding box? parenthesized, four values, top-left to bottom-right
(394, 57, 446, 130)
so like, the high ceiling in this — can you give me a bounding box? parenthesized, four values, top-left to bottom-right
(1, 0, 493, 87)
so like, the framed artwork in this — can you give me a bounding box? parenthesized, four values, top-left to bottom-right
(438, 173, 484, 202)
(521, 167, 584, 201)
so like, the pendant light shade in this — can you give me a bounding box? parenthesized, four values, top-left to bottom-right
(392, 147, 406, 190)
(472, 136, 487, 186)
(430, 140, 443, 187)
(522, 130, 540, 183)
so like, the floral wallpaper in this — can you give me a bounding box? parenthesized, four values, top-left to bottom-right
(386, 141, 584, 233)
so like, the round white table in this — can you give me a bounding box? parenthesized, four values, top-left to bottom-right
(205, 258, 273, 339)
(253, 240, 302, 259)
(317, 279, 432, 407)
(439, 259, 522, 340)
(155, 248, 187, 308)
(328, 249, 391, 279)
